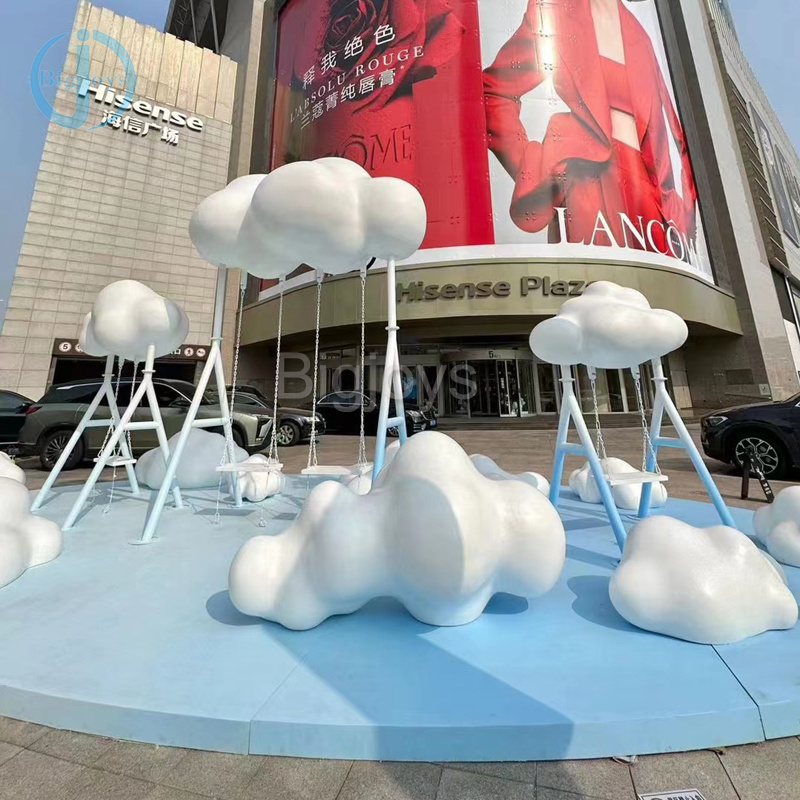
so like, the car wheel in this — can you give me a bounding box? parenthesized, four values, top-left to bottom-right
(40, 429, 84, 471)
(731, 432, 787, 479)
(387, 425, 400, 438)
(232, 427, 246, 450)
(276, 420, 300, 447)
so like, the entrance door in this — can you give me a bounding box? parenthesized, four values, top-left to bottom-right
(497, 360, 519, 417)
(469, 361, 500, 416)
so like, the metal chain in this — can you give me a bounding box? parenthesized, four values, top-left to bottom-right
(268, 285, 285, 463)
(307, 273, 324, 469)
(99, 358, 124, 454)
(357, 268, 368, 467)
(633, 370, 661, 474)
(589, 370, 610, 479)
(214, 278, 247, 525)
(105, 361, 137, 514)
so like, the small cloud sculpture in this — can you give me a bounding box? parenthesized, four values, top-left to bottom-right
(136, 429, 247, 490)
(79, 280, 189, 363)
(610, 516, 798, 644)
(470, 454, 550, 496)
(0, 452, 25, 485)
(570, 458, 667, 510)
(529, 281, 688, 368)
(229, 432, 566, 629)
(189, 174, 268, 273)
(240, 158, 428, 276)
(754, 487, 800, 568)
(1, 477, 62, 589)
(235, 454, 286, 502)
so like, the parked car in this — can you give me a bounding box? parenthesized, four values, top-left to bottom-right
(18, 378, 274, 470)
(0, 390, 33, 451)
(210, 385, 325, 447)
(315, 391, 438, 436)
(700, 395, 800, 479)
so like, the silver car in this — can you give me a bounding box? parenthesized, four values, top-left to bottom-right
(18, 378, 273, 470)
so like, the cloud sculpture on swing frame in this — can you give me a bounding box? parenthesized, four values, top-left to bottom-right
(569, 458, 667, 510)
(610, 516, 798, 644)
(529, 281, 688, 369)
(754, 486, 800, 568)
(190, 158, 428, 280)
(79, 280, 189, 363)
(0, 477, 62, 590)
(228, 432, 566, 630)
(136, 429, 248, 490)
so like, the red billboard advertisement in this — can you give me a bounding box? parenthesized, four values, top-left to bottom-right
(270, 0, 713, 283)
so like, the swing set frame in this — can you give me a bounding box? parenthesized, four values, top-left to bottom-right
(550, 357, 736, 552)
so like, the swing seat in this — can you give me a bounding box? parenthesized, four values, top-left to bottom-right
(95, 455, 137, 468)
(217, 460, 283, 474)
(301, 465, 353, 477)
(607, 470, 669, 487)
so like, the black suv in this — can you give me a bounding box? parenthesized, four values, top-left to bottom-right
(701, 394, 800, 478)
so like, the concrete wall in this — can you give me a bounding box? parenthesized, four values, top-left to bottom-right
(0, 1, 237, 399)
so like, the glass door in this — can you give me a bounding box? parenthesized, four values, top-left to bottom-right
(535, 363, 559, 413)
(517, 360, 536, 416)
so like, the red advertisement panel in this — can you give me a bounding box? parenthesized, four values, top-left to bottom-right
(269, 0, 713, 284)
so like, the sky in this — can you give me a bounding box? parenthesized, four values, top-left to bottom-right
(0, 0, 799, 322)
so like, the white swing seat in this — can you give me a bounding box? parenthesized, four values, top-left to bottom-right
(95, 455, 137, 468)
(217, 460, 283, 474)
(607, 471, 669, 487)
(301, 465, 353, 477)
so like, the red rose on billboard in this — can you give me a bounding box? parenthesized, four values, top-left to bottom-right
(316, 0, 465, 109)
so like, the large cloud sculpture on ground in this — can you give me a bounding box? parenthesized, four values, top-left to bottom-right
(190, 159, 428, 280)
(0, 477, 62, 589)
(136, 430, 247, 490)
(570, 458, 667, 510)
(0, 452, 25, 485)
(470, 454, 550, 496)
(229, 432, 566, 629)
(610, 516, 798, 644)
(754, 487, 800, 568)
(529, 282, 688, 368)
(79, 281, 189, 363)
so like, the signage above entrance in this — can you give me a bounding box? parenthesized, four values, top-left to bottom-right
(398, 276, 587, 303)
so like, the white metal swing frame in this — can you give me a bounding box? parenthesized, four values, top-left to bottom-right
(32, 354, 143, 514)
(549, 358, 736, 552)
(34, 346, 185, 531)
(139, 268, 243, 544)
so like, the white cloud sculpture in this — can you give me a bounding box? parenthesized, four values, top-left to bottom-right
(190, 158, 428, 279)
(0, 477, 62, 590)
(470, 454, 550, 496)
(0, 452, 25, 485)
(189, 174, 267, 272)
(610, 516, 798, 644)
(235, 454, 286, 503)
(229, 432, 566, 629)
(136, 429, 247, 490)
(570, 458, 667, 510)
(79, 280, 189, 363)
(754, 487, 800, 568)
(529, 282, 688, 369)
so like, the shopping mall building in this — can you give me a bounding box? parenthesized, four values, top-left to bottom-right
(4, 0, 800, 422)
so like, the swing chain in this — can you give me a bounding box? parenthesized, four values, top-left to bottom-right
(268, 284, 285, 463)
(214, 277, 246, 525)
(633, 367, 660, 474)
(307, 272, 324, 470)
(588, 368, 610, 477)
(357, 266, 368, 467)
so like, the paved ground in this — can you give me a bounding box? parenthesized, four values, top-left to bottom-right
(5, 426, 799, 799)
(21, 424, 793, 511)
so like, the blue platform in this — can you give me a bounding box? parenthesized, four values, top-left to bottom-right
(0, 478, 798, 761)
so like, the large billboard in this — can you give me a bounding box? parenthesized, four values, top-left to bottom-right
(270, 0, 713, 283)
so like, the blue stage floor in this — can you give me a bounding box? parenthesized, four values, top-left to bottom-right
(0, 478, 798, 761)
